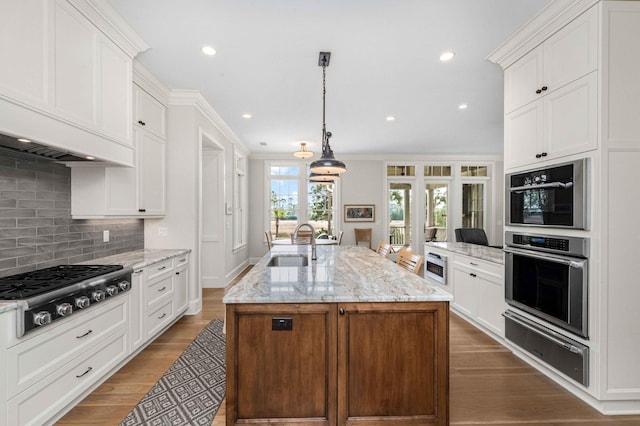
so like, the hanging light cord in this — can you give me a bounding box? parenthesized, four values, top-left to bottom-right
(321, 56, 333, 156)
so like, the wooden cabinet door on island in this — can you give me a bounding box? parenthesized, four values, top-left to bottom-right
(226, 301, 449, 426)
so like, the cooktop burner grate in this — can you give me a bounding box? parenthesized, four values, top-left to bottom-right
(0, 265, 124, 299)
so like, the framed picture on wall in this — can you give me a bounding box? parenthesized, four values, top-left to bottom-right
(344, 204, 375, 222)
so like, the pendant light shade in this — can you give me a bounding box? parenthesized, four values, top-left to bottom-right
(309, 52, 347, 175)
(293, 142, 314, 159)
(309, 172, 340, 182)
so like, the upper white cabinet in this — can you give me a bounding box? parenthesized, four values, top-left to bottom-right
(134, 85, 167, 139)
(503, 6, 598, 169)
(505, 7, 598, 114)
(0, 0, 147, 166)
(70, 81, 167, 218)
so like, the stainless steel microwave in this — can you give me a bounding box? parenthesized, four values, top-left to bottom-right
(506, 159, 588, 230)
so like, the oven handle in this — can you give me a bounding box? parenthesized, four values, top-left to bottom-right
(502, 311, 582, 354)
(509, 181, 573, 192)
(503, 247, 586, 268)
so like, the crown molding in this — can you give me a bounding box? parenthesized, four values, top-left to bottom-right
(486, 0, 600, 69)
(169, 90, 249, 153)
(68, 0, 150, 58)
(133, 62, 171, 105)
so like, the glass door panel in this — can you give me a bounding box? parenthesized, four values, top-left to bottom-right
(425, 183, 447, 241)
(389, 182, 412, 251)
(462, 183, 484, 228)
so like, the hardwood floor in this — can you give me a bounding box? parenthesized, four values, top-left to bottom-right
(58, 267, 640, 425)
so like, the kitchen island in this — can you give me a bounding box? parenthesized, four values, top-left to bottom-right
(224, 245, 452, 426)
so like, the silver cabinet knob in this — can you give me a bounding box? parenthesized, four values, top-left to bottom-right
(33, 311, 52, 326)
(57, 303, 73, 316)
(106, 285, 119, 296)
(75, 296, 90, 309)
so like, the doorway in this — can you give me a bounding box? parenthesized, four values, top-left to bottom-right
(200, 134, 225, 288)
(388, 182, 414, 252)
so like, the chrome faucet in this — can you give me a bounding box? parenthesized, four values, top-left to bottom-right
(293, 223, 317, 260)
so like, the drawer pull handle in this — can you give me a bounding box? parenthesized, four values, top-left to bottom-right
(76, 366, 93, 378)
(134, 269, 143, 274)
(158, 313, 167, 319)
(158, 266, 166, 271)
(470, 273, 477, 278)
(179, 258, 186, 262)
(339, 308, 345, 315)
(470, 262, 478, 266)
(158, 286, 166, 292)
(176, 272, 180, 275)
(76, 330, 93, 339)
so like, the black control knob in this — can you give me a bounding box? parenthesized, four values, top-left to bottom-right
(118, 280, 130, 291)
(92, 290, 106, 302)
(106, 285, 119, 297)
(57, 303, 73, 316)
(33, 311, 52, 326)
(76, 296, 90, 309)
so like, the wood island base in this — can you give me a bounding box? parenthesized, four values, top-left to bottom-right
(225, 301, 449, 426)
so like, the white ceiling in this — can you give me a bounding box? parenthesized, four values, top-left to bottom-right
(108, 0, 552, 156)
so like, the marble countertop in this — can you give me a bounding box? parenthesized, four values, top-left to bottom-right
(0, 249, 190, 314)
(425, 242, 504, 264)
(223, 245, 452, 304)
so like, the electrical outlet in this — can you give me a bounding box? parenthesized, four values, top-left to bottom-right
(103, 230, 109, 242)
(158, 227, 168, 237)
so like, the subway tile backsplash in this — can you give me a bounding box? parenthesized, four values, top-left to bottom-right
(0, 147, 144, 278)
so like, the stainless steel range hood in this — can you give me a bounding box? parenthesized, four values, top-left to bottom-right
(0, 133, 95, 162)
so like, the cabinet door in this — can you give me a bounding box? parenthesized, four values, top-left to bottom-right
(174, 266, 188, 315)
(543, 6, 598, 93)
(504, 100, 544, 169)
(0, 0, 48, 106)
(475, 274, 507, 337)
(544, 72, 598, 160)
(337, 302, 449, 425)
(105, 162, 137, 216)
(134, 85, 166, 139)
(129, 268, 145, 352)
(226, 303, 337, 425)
(137, 130, 166, 215)
(452, 266, 478, 318)
(505, 45, 543, 113)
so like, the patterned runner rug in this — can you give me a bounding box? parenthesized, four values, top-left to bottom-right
(120, 319, 226, 426)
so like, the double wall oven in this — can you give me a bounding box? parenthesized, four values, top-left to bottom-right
(503, 159, 590, 386)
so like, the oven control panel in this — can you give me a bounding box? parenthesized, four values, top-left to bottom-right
(511, 234, 570, 252)
(506, 231, 589, 258)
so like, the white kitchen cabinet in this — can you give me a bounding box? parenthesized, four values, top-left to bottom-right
(174, 256, 189, 315)
(134, 84, 167, 139)
(129, 268, 146, 353)
(503, 6, 598, 169)
(137, 129, 166, 214)
(505, 71, 598, 169)
(0, 0, 140, 165)
(452, 254, 506, 338)
(505, 6, 598, 114)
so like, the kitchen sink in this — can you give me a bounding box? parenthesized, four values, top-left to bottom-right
(267, 254, 309, 267)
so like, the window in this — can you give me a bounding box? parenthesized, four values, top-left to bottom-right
(425, 183, 447, 241)
(461, 165, 488, 177)
(462, 183, 484, 228)
(387, 164, 415, 177)
(424, 165, 452, 177)
(268, 164, 338, 239)
(233, 153, 247, 248)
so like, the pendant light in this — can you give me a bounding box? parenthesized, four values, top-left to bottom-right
(293, 142, 314, 159)
(309, 52, 347, 176)
(309, 172, 340, 183)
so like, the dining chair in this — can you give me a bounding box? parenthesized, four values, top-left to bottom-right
(354, 228, 372, 249)
(337, 231, 344, 245)
(376, 241, 392, 258)
(397, 249, 424, 274)
(265, 231, 273, 250)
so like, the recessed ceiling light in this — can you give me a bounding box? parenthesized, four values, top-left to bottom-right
(17, 138, 31, 143)
(201, 45, 217, 56)
(458, 103, 468, 110)
(439, 51, 455, 62)
(242, 113, 252, 119)
(386, 116, 396, 121)
(85, 156, 95, 160)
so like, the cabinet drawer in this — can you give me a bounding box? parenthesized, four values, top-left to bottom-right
(174, 254, 189, 268)
(7, 297, 127, 398)
(454, 254, 503, 278)
(146, 259, 174, 281)
(7, 329, 127, 426)
(146, 299, 173, 338)
(146, 274, 173, 307)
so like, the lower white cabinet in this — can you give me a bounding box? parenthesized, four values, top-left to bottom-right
(452, 254, 507, 337)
